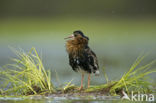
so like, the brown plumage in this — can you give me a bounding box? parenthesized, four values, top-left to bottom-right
(66, 34, 88, 57)
(65, 30, 99, 90)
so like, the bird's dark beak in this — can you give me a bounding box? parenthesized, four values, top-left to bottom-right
(64, 34, 74, 39)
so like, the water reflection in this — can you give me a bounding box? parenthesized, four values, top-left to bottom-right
(0, 96, 122, 103)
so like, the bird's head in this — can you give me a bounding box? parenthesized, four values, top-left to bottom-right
(64, 30, 89, 41)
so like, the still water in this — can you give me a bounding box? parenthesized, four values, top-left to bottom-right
(0, 96, 126, 103)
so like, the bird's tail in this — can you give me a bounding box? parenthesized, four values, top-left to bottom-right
(95, 70, 100, 76)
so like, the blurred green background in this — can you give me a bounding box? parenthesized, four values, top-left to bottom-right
(0, 0, 156, 86)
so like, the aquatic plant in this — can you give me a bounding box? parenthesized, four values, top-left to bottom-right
(110, 54, 156, 95)
(0, 48, 54, 95)
(86, 54, 156, 95)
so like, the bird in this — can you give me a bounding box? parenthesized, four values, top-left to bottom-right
(64, 30, 99, 90)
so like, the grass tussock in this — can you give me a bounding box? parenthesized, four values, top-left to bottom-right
(86, 54, 156, 95)
(0, 47, 54, 95)
(110, 55, 156, 95)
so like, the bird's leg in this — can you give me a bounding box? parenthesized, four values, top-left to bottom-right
(79, 73, 84, 90)
(88, 74, 91, 88)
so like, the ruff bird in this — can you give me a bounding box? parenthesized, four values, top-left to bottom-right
(65, 30, 99, 90)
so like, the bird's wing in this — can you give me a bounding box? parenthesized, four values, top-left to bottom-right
(84, 46, 99, 72)
(68, 46, 99, 74)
